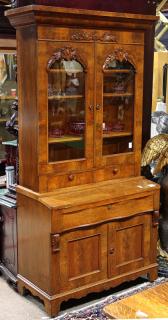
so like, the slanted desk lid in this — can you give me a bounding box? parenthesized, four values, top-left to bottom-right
(39, 176, 160, 211)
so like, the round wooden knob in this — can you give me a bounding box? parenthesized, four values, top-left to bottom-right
(113, 168, 119, 174)
(68, 174, 75, 181)
(109, 248, 115, 254)
(96, 104, 101, 111)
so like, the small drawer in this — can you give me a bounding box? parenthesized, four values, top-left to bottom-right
(47, 171, 93, 191)
(94, 164, 134, 182)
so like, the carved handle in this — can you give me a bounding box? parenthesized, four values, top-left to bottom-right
(109, 248, 115, 254)
(152, 210, 159, 227)
(51, 234, 60, 253)
(96, 104, 101, 111)
(68, 174, 75, 182)
(89, 105, 94, 112)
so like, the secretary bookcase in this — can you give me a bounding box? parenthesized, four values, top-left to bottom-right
(7, 5, 160, 316)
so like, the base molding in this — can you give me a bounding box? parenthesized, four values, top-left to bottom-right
(17, 265, 158, 317)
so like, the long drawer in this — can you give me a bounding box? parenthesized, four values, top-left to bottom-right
(52, 194, 154, 233)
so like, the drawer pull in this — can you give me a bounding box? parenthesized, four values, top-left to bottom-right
(107, 204, 112, 210)
(113, 168, 119, 174)
(109, 248, 115, 254)
(68, 174, 75, 181)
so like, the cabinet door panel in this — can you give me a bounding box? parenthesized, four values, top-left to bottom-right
(95, 43, 144, 176)
(37, 41, 94, 174)
(59, 225, 107, 291)
(108, 215, 151, 277)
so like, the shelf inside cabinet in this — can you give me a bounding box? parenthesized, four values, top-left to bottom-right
(48, 135, 83, 144)
(103, 131, 132, 138)
(48, 95, 84, 100)
(48, 69, 83, 73)
(103, 93, 133, 98)
(104, 69, 133, 74)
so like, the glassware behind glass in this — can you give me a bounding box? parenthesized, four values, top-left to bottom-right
(103, 58, 135, 155)
(48, 58, 86, 162)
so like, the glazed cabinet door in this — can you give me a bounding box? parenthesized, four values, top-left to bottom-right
(59, 225, 107, 291)
(108, 214, 151, 277)
(37, 42, 94, 175)
(95, 44, 144, 177)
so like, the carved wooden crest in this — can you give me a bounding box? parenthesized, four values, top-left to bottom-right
(103, 47, 135, 69)
(47, 46, 86, 70)
(70, 31, 117, 42)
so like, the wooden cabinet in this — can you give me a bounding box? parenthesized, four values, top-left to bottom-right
(16, 177, 159, 316)
(0, 206, 17, 281)
(6, 5, 160, 317)
(7, 6, 157, 193)
(37, 40, 143, 184)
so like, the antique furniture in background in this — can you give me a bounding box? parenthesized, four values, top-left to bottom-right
(7, 3, 160, 317)
(0, 4, 16, 162)
(103, 281, 168, 319)
(0, 3, 18, 283)
(0, 186, 17, 283)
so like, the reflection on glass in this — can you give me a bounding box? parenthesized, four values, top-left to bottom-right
(48, 58, 85, 162)
(103, 58, 135, 155)
(0, 53, 17, 159)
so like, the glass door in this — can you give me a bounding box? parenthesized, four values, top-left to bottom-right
(48, 58, 85, 162)
(95, 44, 144, 172)
(38, 43, 94, 174)
(103, 59, 135, 156)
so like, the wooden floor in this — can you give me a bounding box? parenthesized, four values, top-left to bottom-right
(104, 281, 168, 319)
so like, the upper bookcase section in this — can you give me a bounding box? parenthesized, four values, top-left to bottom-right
(10, 0, 157, 15)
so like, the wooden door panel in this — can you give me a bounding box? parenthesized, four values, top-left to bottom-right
(37, 41, 94, 174)
(108, 214, 151, 277)
(59, 225, 107, 291)
(95, 43, 144, 175)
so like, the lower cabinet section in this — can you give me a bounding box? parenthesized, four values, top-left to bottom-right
(16, 178, 160, 317)
(57, 214, 154, 292)
(17, 209, 158, 317)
